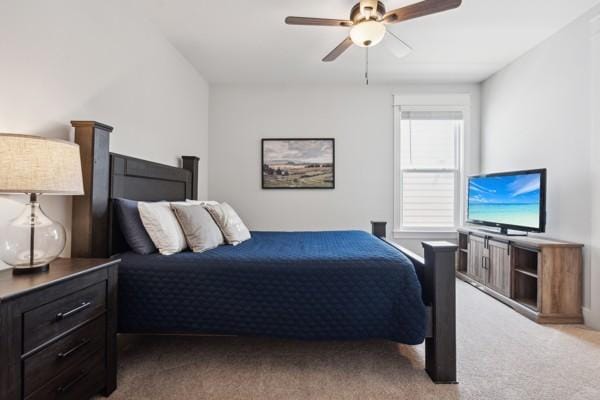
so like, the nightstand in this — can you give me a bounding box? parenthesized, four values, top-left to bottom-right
(0, 258, 119, 400)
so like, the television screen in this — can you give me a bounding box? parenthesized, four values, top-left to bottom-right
(467, 170, 546, 232)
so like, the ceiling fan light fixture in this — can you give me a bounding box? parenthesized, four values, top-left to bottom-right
(350, 20, 385, 48)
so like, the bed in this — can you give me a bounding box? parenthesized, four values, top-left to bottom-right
(118, 230, 427, 344)
(69, 120, 458, 383)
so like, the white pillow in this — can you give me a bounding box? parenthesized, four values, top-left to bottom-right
(171, 203, 225, 252)
(138, 201, 187, 255)
(204, 202, 251, 246)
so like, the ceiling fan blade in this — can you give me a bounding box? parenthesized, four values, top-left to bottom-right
(322, 37, 354, 62)
(383, 30, 413, 59)
(285, 17, 353, 27)
(383, 0, 462, 24)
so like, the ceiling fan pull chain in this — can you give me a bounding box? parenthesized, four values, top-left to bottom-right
(365, 47, 369, 86)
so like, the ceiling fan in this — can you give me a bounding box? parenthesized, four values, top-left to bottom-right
(285, 0, 462, 62)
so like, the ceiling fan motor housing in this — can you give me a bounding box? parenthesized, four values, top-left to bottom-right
(350, 1, 387, 23)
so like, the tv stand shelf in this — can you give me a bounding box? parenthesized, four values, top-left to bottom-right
(514, 268, 538, 278)
(456, 227, 583, 324)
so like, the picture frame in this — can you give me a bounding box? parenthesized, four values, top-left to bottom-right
(261, 138, 335, 189)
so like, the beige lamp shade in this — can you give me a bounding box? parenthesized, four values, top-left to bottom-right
(0, 133, 84, 195)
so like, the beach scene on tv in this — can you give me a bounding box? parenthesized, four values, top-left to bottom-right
(468, 173, 542, 229)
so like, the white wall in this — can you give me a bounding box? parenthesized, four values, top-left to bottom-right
(481, 4, 600, 327)
(209, 84, 480, 254)
(0, 0, 209, 266)
(591, 15, 600, 330)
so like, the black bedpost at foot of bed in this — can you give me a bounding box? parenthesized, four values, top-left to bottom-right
(422, 241, 458, 384)
(372, 223, 458, 384)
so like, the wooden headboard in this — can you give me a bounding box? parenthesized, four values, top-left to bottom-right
(70, 121, 199, 258)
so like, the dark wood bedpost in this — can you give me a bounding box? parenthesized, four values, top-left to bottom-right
(422, 241, 458, 384)
(182, 156, 200, 200)
(371, 225, 458, 384)
(71, 121, 114, 258)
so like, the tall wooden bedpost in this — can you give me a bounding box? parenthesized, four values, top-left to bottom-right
(371, 225, 458, 384)
(182, 156, 200, 200)
(423, 241, 458, 384)
(71, 121, 114, 258)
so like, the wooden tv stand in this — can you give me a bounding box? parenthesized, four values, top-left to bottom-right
(456, 227, 584, 324)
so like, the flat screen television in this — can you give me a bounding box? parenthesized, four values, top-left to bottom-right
(467, 169, 546, 234)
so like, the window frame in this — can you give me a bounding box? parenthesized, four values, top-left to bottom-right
(393, 95, 470, 238)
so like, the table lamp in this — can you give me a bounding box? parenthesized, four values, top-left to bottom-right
(0, 134, 84, 274)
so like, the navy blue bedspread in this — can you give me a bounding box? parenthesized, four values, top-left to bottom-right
(118, 231, 427, 344)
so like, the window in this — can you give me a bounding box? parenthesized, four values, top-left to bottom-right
(394, 103, 465, 234)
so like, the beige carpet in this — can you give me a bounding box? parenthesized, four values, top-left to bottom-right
(100, 280, 600, 400)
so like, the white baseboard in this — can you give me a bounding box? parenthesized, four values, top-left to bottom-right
(582, 307, 600, 330)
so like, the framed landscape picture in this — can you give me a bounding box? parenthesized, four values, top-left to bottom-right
(262, 138, 335, 189)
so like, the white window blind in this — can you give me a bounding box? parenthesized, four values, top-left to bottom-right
(401, 171, 456, 228)
(397, 109, 463, 230)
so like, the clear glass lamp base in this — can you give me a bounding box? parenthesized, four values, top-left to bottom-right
(0, 194, 66, 274)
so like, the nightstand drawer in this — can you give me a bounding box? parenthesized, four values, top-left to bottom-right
(23, 315, 106, 397)
(23, 281, 106, 353)
(25, 351, 105, 400)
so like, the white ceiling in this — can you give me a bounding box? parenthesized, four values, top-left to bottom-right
(131, 0, 600, 84)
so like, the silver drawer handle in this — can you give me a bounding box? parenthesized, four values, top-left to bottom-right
(55, 301, 92, 320)
(56, 369, 89, 393)
(57, 338, 91, 359)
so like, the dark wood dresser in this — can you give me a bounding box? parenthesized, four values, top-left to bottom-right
(0, 258, 119, 400)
